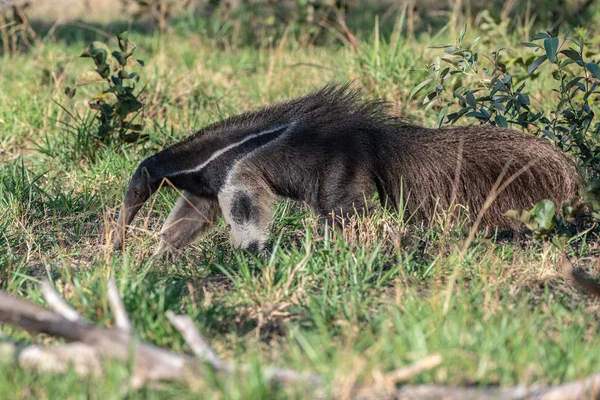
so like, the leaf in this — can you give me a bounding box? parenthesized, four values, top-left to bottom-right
(117, 70, 133, 79)
(96, 124, 114, 139)
(560, 48, 582, 63)
(516, 93, 530, 106)
(116, 99, 143, 117)
(492, 102, 506, 113)
(458, 23, 467, 45)
(422, 91, 439, 105)
(465, 91, 476, 107)
(560, 59, 576, 68)
(581, 180, 600, 212)
(91, 48, 108, 67)
(80, 41, 110, 58)
(465, 111, 488, 121)
(409, 79, 433, 100)
(494, 114, 508, 128)
(544, 37, 559, 63)
(126, 58, 145, 67)
(429, 44, 454, 49)
(93, 93, 118, 104)
(453, 92, 468, 107)
(127, 124, 144, 131)
(530, 199, 556, 231)
(447, 107, 471, 124)
(565, 76, 583, 91)
(76, 70, 105, 86)
(436, 104, 449, 128)
(120, 132, 143, 143)
(541, 129, 557, 141)
(528, 55, 547, 75)
(585, 62, 600, 80)
(531, 32, 551, 41)
(439, 67, 450, 82)
(521, 42, 540, 48)
(96, 64, 111, 79)
(490, 81, 505, 97)
(117, 31, 129, 52)
(112, 51, 130, 66)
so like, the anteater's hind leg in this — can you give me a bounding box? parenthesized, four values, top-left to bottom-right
(317, 170, 376, 230)
(155, 191, 220, 256)
(218, 166, 276, 252)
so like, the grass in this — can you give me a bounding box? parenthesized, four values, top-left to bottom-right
(1, 6, 600, 399)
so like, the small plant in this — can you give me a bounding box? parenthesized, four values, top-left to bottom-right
(64, 31, 147, 146)
(504, 199, 558, 239)
(505, 180, 600, 243)
(411, 23, 600, 242)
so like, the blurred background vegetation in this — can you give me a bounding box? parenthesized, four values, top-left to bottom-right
(3, 0, 600, 48)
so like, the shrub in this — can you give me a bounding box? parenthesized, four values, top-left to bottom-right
(411, 24, 600, 177)
(62, 31, 147, 153)
(411, 24, 600, 239)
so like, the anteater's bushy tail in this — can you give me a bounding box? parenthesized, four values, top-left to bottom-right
(381, 124, 581, 230)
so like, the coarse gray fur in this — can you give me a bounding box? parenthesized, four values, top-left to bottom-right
(113, 84, 581, 253)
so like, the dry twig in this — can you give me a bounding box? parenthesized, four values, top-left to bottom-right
(40, 280, 81, 322)
(107, 278, 133, 333)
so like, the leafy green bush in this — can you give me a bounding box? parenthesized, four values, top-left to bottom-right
(411, 24, 600, 239)
(412, 24, 600, 177)
(63, 31, 147, 149)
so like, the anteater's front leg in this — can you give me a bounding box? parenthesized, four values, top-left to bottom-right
(155, 191, 220, 255)
(218, 166, 275, 252)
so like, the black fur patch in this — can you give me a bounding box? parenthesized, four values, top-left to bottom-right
(247, 240, 260, 253)
(231, 192, 258, 225)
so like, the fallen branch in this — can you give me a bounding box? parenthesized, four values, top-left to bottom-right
(0, 280, 598, 399)
(386, 353, 443, 385)
(0, 281, 318, 389)
(0, 288, 195, 388)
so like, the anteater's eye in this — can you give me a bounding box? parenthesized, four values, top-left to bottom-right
(133, 189, 140, 196)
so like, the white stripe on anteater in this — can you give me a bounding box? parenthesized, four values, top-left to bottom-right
(170, 124, 289, 176)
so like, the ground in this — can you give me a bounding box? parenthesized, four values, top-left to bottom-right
(1, 3, 600, 399)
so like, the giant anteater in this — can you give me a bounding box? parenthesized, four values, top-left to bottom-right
(113, 84, 580, 253)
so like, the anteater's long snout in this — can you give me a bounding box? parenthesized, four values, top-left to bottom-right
(113, 199, 147, 250)
(113, 201, 138, 250)
(113, 165, 156, 251)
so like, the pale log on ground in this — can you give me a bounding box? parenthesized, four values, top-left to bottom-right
(0, 280, 598, 399)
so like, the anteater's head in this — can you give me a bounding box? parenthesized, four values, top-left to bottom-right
(113, 163, 160, 250)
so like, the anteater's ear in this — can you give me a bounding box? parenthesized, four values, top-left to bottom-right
(140, 166, 154, 192)
(141, 166, 151, 183)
